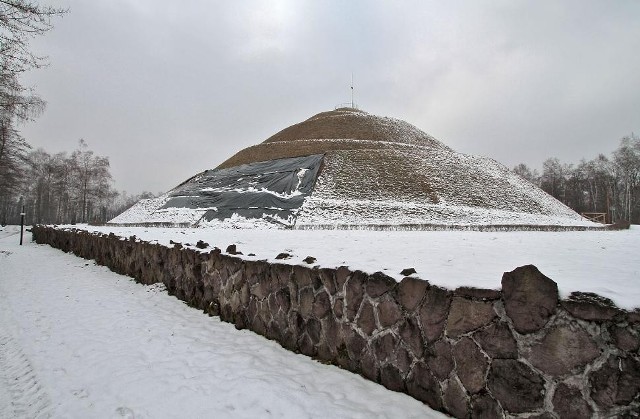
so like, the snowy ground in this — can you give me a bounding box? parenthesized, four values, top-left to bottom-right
(72, 224, 639, 310)
(0, 226, 447, 419)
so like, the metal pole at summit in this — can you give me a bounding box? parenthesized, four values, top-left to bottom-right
(351, 72, 354, 108)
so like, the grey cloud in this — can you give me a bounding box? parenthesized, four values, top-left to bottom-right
(18, 0, 640, 194)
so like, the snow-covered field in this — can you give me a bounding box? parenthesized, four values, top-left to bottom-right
(0, 226, 446, 418)
(73, 224, 639, 310)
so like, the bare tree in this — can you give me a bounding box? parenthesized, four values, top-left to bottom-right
(0, 0, 67, 77)
(0, 1, 65, 223)
(512, 163, 539, 185)
(18, 141, 119, 225)
(540, 158, 572, 203)
(613, 134, 640, 222)
(70, 139, 115, 223)
(528, 134, 640, 224)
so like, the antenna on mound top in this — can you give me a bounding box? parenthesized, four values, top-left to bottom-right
(334, 73, 358, 110)
(351, 72, 354, 108)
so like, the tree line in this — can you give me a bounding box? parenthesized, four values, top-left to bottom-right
(513, 133, 640, 224)
(1, 139, 156, 225)
(1, 137, 158, 225)
(0, 1, 154, 225)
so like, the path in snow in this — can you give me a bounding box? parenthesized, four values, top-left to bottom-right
(0, 227, 53, 419)
(0, 229, 446, 418)
(0, 328, 52, 419)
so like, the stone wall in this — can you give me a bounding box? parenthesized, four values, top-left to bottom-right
(32, 226, 640, 418)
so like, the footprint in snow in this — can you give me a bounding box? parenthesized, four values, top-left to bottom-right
(113, 406, 136, 418)
(72, 388, 89, 398)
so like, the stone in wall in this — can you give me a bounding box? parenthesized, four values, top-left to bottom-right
(562, 291, 622, 322)
(487, 359, 545, 413)
(445, 297, 496, 338)
(380, 363, 404, 392)
(393, 345, 413, 378)
(406, 362, 443, 410)
(526, 324, 600, 377)
(443, 377, 469, 418)
(396, 276, 428, 312)
(335, 266, 350, 291)
(590, 355, 640, 408)
(376, 297, 403, 328)
(345, 271, 366, 321)
(502, 265, 558, 334)
(418, 285, 451, 343)
(360, 348, 378, 382)
(318, 268, 337, 295)
(470, 392, 503, 419)
(357, 300, 377, 336)
(628, 309, 640, 324)
(312, 290, 332, 319)
(320, 315, 340, 355)
(373, 332, 397, 364)
(298, 286, 314, 318)
(375, 335, 405, 392)
(473, 321, 518, 359)
(453, 337, 488, 395)
(399, 316, 425, 358)
(454, 286, 501, 301)
(552, 383, 593, 418)
(610, 325, 640, 352)
(427, 340, 454, 381)
(366, 272, 396, 298)
(333, 298, 344, 320)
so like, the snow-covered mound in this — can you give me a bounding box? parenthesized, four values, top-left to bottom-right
(111, 108, 597, 228)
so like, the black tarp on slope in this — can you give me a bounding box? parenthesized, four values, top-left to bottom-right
(161, 154, 324, 225)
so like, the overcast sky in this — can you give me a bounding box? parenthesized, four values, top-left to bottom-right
(20, 0, 640, 195)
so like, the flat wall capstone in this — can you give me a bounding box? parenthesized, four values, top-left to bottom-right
(32, 226, 640, 418)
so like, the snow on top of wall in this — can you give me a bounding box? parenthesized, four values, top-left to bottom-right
(67, 224, 640, 310)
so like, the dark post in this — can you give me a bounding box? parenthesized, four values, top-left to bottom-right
(20, 202, 25, 245)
